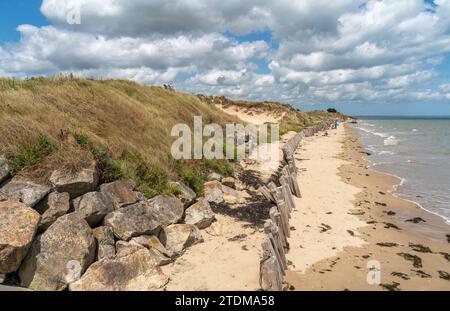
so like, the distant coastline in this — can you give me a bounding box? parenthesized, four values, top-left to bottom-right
(353, 115, 450, 120)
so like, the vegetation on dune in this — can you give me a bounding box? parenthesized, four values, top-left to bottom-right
(198, 94, 346, 135)
(0, 76, 338, 197)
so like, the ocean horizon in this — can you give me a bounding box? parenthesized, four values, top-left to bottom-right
(352, 118, 450, 225)
(354, 115, 450, 120)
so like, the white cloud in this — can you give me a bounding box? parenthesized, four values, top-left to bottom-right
(0, 25, 269, 82)
(0, 0, 449, 104)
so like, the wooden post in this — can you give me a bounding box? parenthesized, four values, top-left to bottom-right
(270, 207, 288, 250)
(258, 185, 275, 203)
(260, 236, 283, 291)
(276, 199, 290, 238)
(290, 171, 302, 198)
(264, 221, 287, 270)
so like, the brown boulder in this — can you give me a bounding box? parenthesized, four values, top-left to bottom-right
(104, 201, 161, 241)
(69, 248, 169, 291)
(93, 226, 116, 260)
(73, 192, 114, 227)
(49, 163, 99, 199)
(39, 192, 70, 231)
(159, 224, 203, 256)
(100, 181, 138, 209)
(0, 201, 40, 274)
(19, 214, 96, 291)
(184, 198, 215, 229)
(147, 195, 184, 227)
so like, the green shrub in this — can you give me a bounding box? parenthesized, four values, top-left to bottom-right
(10, 134, 56, 172)
(73, 132, 90, 147)
(181, 168, 205, 195)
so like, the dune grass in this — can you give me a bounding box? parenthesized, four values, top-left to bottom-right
(0, 76, 336, 197)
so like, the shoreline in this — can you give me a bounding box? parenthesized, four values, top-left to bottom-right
(285, 123, 450, 291)
(351, 124, 450, 227)
(348, 125, 450, 241)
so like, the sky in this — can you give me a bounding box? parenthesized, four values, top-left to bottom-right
(0, 0, 450, 116)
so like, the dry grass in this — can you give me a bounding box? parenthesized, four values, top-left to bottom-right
(0, 76, 337, 196)
(196, 94, 346, 134)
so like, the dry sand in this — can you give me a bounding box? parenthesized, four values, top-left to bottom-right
(218, 105, 285, 125)
(286, 124, 450, 291)
(163, 111, 291, 291)
(286, 125, 368, 272)
(162, 213, 264, 291)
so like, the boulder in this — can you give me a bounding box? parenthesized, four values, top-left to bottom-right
(0, 159, 10, 184)
(115, 240, 170, 266)
(131, 236, 173, 264)
(39, 192, 70, 231)
(204, 181, 224, 204)
(69, 248, 169, 291)
(0, 201, 40, 274)
(19, 214, 96, 291)
(147, 195, 184, 227)
(93, 226, 116, 260)
(49, 163, 99, 199)
(104, 202, 161, 241)
(221, 177, 236, 189)
(159, 224, 203, 256)
(169, 182, 196, 207)
(208, 172, 223, 182)
(222, 185, 243, 204)
(0, 180, 50, 207)
(73, 192, 114, 227)
(115, 240, 145, 257)
(184, 198, 215, 229)
(100, 181, 138, 209)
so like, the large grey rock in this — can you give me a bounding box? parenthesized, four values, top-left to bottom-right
(0, 180, 50, 207)
(222, 185, 243, 204)
(0, 201, 40, 274)
(185, 198, 215, 229)
(19, 214, 96, 291)
(49, 163, 99, 199)
(131, 236, 173, 265)
(0, 159, 10, 184)
(73, 192, 114, 227)
(100, 180, 138, 209)
(147, 195, 184, 227)
(115, 240, 170, 266)
(159, 224, 203, 256)
(204, 181, 224, 204)
(208, 172, 223, 182)
(169, 182, 196, 207)
(93, 226, 116, 260)
(39, 192, 70, 231)
(104, 202, 161, 241)
(69, 248, 169, 291)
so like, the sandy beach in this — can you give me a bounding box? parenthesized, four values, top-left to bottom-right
(163, 114, 449, 291)
(286, 124, 450, 291)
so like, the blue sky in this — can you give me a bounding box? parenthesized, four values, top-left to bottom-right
(0, 0, 450, 116)
(0, 0, 48, 42)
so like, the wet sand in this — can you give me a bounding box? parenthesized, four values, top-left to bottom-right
(286, 124, 450, 291)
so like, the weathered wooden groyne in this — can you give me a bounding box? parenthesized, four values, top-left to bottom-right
(258, 120, 334, 290)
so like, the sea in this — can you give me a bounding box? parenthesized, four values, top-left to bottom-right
(351, 116, 450, 225)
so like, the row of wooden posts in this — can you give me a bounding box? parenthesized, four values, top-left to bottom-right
(258, 120, 334, 291)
